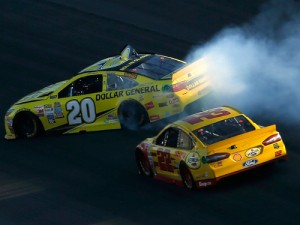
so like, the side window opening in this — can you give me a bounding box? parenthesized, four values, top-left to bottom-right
(178, 130, 194, 150)
(156, 127, 194, 150)
(58, 75, 103, 98)
(107, 74, 138, 91)
(165, 129, 179, 148)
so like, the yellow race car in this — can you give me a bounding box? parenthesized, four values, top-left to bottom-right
(4, 45, 210, 139)
(135, 106, 287, 189)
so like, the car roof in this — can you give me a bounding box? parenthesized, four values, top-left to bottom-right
(174, 106, 243, 131)
(78, 45, 185, 80)
(79, 45, 152, 73)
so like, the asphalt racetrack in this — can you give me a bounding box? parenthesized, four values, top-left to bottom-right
(0, 1, 299, 225)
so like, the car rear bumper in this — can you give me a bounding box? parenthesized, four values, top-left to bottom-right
(195, 154, 288, 188)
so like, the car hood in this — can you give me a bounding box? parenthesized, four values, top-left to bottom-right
(15, 81, 67, 104)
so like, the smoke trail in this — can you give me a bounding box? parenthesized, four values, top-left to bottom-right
(186, 0, 300, 125)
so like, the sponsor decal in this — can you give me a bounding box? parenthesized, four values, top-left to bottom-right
(124, 72, 137, 79)
(138, 95, 144, 102)
(50, 95, 57, 99)
(149, 115, 160, 121)
(273, 143, 280, 149)
(213, 161, 223, 168)
(152, 94, 164, 99)
(120, 54, 148, 70)
(243, 159, 258, 167)
(186, 75, 205, 90)
(34, 106, 45, 117)
(96, 91, 124, 100)
(44, 104, 54, 116)
(183, 108, 231, 125)
(105, 114, 118, 123)
(7, 118, 13, 128)
(145, 101, 154, 110)
(47, 114, 56, 124)
(175, 151, 186, 159)
(198, 181, 212, 187)
(125, 85, 160, 96)
(233, 153, 242, 162)
(169, 97, 179, 105)
(7, 120, 14, 133)
(96, 85, 160, 101)
(158, 102, 168, 107)
(107, 114, 117, 120)
(197, 171, 209, 179)
(54, 102, 64, 119)
(186, 152, 201, 169)
(275, 150, 283, 157)
(162, 84, 173, 93)
(166, 93, 174, 98)
(245, 147, 261, 158)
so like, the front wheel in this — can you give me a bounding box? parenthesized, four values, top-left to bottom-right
(180, 165, 196, 190)
(14, 112, 41, 138)
(118, 100, 149, 130)
(136, 150, 153, 177)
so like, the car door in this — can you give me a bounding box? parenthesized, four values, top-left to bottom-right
(53, 74, 105, 132)
(151, 126, 195, 180)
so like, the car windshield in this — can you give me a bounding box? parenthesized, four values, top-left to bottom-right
(124, 55, 185, 80)
(192, 116, 255, 145)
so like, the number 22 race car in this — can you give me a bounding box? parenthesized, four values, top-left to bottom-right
(4, 45, 211, 139)
(135, 106, 287, 189)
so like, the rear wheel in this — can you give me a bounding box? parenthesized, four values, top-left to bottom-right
(118, 100, 149, 130)
(136, 150, 153, 177)
(180, 164, 196, 190)
(14, 112, 42, 138)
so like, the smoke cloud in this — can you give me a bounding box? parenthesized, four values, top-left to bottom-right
(186, 0, 300, 125)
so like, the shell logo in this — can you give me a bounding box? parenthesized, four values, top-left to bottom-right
(245, 147, 261, 158)
(233, 153, 242, 162)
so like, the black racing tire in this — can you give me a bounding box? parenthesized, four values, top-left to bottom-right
(118, 100, 149, 130)
(180, 164, 196, 190)
(135, 150, 153, 177)
(14, 112, 43, 138)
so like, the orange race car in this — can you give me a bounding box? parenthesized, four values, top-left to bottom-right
(135, 106, 287, 189)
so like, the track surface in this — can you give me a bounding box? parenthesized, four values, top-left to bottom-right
(0, 1, 299, 225)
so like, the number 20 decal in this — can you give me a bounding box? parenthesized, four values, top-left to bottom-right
(66, 98, 96, 125)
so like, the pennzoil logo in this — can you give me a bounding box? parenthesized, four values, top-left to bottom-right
(186, 152, 201, 169)
(245, 147, 261, 158)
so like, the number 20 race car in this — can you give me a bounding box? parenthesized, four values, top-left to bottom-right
(135, 106, 287, 189)
(4, 45, 210, 139)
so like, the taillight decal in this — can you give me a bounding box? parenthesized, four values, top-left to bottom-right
(172, 81, 186, 92)
(204, 153, 230, 164)
(263, 133, 282, 146)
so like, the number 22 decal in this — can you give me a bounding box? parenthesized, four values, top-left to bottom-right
(157, 149, 174, 173)
(66, 98, 96, 125)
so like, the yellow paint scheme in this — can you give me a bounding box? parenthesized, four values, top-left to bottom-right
(4, 50, 211, 139)
(138, 106, 287, 188)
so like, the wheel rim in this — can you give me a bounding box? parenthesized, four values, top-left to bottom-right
(119, 101, 148, 129)
(182, 167, 193, 189)
(17, 117, 37, 138)
(139, 154, 151, 176)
